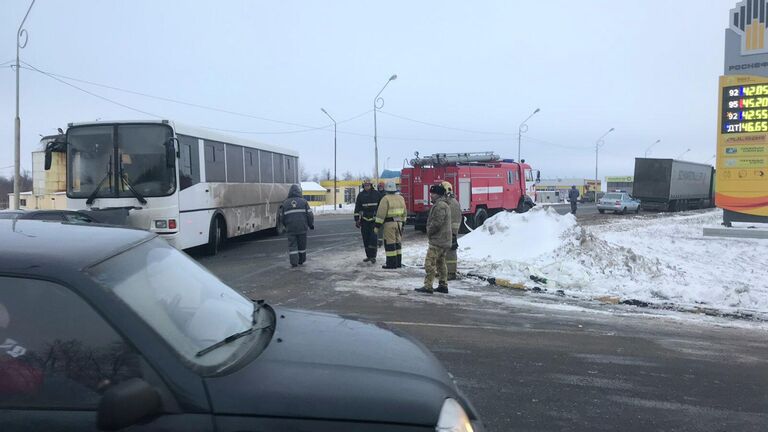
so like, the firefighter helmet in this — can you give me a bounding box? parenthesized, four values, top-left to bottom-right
(385, 181, 397, 192)
(361, 178, 373, 187)
(429, 184, 446, 196)
(441, 181, 453, 193)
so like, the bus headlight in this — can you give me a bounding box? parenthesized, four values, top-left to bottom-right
(436, 398, 474, 432)
(154, 220, 168, 229)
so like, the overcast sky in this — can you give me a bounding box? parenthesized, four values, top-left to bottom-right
(0, 0, 735, 182)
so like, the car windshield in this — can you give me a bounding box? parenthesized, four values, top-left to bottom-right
(87, 238, 257, 369)
(67, 124, 175, 199)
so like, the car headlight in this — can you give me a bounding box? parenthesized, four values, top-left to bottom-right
(436, 398, 474, 432)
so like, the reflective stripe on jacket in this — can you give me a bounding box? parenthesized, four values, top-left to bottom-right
(281, 185, 314, 234)
(354, 189, 382, 222)
(374, 193, 406, 228)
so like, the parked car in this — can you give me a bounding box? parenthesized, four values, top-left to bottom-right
(0, 209, 94, 223)
(0, 220, 482, 432)
(597, 192, 641, 214)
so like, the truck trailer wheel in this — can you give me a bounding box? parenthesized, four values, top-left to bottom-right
(598, 209, 605, 214)
(473, 208, 488, 228)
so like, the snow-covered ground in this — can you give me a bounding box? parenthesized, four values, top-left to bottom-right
(402, 207, 768, 318)
(312, 204, 355, 215)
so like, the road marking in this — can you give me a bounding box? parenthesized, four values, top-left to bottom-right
(250, 231, 359, 243)
(385, 321, 508, 331)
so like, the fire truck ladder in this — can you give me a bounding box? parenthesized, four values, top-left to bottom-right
(409, 151, 500, 167)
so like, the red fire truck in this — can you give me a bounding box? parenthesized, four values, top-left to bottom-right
(400, 152, 539, 232)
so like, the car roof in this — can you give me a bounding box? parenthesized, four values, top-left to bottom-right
(0, 220, 155, 274)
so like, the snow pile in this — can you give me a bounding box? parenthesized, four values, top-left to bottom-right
(461, 207, 577, 261)
(312, 204, 355, 215)
(404, 208, 768, 316)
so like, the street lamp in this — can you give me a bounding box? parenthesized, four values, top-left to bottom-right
(373, 74, 397, 182)
(321, 108, 337, 208)
(644, 139, 661, 158)
(13, 0, 35, 210)
(594, 127, 615, 202)
(676, 148, 691, 159)
(518, 108, 540, 161)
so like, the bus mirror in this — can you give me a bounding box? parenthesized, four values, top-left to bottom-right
(165, 139, 177, 168)
(44, 149, 52, 171)
(536, 170, 541, 183)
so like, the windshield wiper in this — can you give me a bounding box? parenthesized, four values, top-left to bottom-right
(86, 162, 113, 205)
(119, 160, 148, 205)
(195, 300, 271, 358)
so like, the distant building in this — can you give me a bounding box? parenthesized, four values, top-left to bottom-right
(534, 178, 601, 202)
(7, 139, 68, 210)
(321, 178, 400, 205)
(300, 181, 329, 207)
(605, 176, 634, 195)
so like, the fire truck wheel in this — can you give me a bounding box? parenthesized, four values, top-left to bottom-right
(473, 208, 488, 228)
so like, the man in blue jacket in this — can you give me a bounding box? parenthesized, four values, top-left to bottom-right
(568, 185, 580, 214)
(280, 184, 315, 267)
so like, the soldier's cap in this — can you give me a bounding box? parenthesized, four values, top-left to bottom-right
(430, 184, 446, 196)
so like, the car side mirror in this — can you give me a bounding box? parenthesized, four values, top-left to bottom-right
(165, 138, 178, 168)
(97, 378, 162, 431)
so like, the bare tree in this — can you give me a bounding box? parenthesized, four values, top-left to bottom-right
(321, 168, 331, 181)
(310, 173, 320, 182)
(299, 165, 310, 182)
(342, 170, 353, 181)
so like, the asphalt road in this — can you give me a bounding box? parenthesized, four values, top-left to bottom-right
(192, 214, 768, 432)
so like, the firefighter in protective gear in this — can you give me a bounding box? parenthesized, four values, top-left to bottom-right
(441, 181, 462, 280)
(415, 184, 452, 294)
(374, 181, 406, 269)
(280, 184, 315, 267)
(354, 179, 381, 263)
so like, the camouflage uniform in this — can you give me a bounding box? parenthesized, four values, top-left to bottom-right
(423, 195, 452, 289)
(445, 193, 461, 279)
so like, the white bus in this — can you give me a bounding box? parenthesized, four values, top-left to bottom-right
(46, 120, 298, 254)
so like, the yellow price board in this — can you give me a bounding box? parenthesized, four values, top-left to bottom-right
(717, 75, 768, 216)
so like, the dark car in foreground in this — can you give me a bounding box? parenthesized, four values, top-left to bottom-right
(0, 220, 481, 431)
(0, 209, 95, 223)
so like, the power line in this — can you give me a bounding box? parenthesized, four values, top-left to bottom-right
(20, 62, 597, 149)
(21, 62, 368, 133)
(378, 110, 515, 136)
(23, 62, 163, 119)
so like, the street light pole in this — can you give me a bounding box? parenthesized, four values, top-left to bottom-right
(321, 108, 337, 208)
(14, 0, 35, 210)
(594, 127, 615, 202)
(373, 74, 397, 182)
(676, 148, 691, 159)
(644, 139, 661, 158)
(517, 108, 540, 161)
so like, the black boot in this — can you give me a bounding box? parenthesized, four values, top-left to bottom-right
(435, 284, 449, 294)
(415, 286, 434, 294)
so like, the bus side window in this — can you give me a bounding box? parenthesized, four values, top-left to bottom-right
(178, 135, 200, 190)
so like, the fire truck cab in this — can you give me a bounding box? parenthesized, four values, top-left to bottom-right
(400, 152, 539, 232)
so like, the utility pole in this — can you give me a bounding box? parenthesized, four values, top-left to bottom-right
(14, 0, 36, 210)
(517, 108, 540, 161)
(594, 127, 615, 203)
(321, 108, 337, 208)
(373, 74, 397, 182)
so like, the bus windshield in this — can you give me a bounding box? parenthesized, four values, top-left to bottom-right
(68, 123, 176, 199)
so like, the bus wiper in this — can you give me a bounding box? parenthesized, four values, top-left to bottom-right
(119, 165, 148, 205)
(86, 162, 113, 205)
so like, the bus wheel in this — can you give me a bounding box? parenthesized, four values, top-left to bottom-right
(474, 208, 488, 228)
(207, 216, 226, 256)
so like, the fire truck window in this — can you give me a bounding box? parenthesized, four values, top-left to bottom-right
(507, 171, 519, 184)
